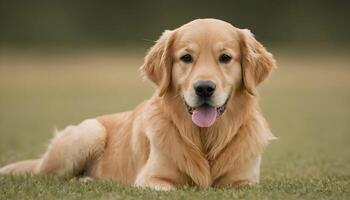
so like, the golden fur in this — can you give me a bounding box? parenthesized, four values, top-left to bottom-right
(0, 19, 276, 190)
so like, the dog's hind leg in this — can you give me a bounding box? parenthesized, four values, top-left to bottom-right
(0, 159, 39, 175)
(0, 119, 107, 177)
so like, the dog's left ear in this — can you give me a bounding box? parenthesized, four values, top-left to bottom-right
(141, 30, 177, 96)
(239, 29, 276, 95)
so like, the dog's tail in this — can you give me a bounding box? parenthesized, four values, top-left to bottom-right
(0, 159, 40, 175)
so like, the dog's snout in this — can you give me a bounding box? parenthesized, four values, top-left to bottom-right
(194, 80, 216, 98)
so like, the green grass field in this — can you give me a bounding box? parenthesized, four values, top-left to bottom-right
(0, 49, 349, 199)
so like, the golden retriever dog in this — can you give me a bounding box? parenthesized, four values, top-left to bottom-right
(0, 18, 276, 190)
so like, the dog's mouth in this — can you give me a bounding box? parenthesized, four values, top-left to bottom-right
(184, 99, 228, 128)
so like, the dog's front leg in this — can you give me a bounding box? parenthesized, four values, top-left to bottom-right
(134, 146, 186, 191)
(212, 155, 261, 187)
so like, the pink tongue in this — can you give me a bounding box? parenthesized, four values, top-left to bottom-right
(192, 105, 217, 127)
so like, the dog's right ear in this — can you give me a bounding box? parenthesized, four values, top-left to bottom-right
(141, 30, 177, 97)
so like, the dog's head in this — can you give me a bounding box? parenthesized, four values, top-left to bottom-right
(141, 19, 276, 128)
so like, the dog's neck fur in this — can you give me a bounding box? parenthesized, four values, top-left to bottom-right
(160, 89, 256, 162)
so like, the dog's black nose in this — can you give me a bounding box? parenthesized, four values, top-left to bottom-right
(194, 80, 216, 98)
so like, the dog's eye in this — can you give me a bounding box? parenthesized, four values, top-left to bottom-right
(219, 54, 232, 64)
(180, 54, 193, 64)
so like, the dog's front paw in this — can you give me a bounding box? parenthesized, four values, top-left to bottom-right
(135, 177, 176, 191)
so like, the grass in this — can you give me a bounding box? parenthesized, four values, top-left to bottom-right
(0, 49, 349, 199)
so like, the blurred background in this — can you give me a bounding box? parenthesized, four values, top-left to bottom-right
(1, 0, 349, 48)
(0, 0, 349, 182)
